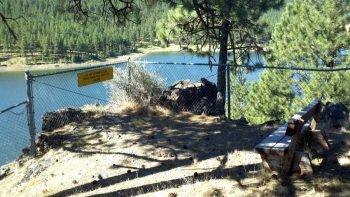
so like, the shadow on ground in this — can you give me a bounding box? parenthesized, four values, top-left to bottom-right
(31, 110, 350, 197)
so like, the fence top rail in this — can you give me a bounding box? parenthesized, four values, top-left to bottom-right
(0, 100, 28, 115)
(25, 61, 350, 79)
(131, 61, 219, 67)
(133, 61, 350, 71)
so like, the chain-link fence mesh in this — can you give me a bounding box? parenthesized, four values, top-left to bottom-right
(2, 61, 350, 166)
(227, 66, 350, 125)
(0, 102, 29, 166)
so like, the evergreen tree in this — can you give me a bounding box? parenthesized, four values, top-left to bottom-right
(228, 66, 251, 120)
(0, 0, 170, 63)
(266, 0, 350, 68)
(245, 69, 300, 125)
(156, 0, 285, 116)
(302, 70, 350, 107)
(265, 0, 350, 108)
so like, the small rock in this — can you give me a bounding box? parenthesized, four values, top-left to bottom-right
(314, 185, 322, 192)
(0, 165, 10, 180)
(300, 186, 308, 191)
(168, 192, 177, 197)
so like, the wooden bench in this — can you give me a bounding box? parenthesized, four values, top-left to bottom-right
(254, 99, 323, 174)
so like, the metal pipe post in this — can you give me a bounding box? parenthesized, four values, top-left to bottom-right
(227, 64, 231, 121)
(25, 70, 36, 157)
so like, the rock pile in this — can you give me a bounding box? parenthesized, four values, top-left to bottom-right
(42, 107, 83, 132)
(319, 102, 349, 127)
(153, 78, 218, 115)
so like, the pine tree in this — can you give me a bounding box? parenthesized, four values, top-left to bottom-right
(228, 67, 251, 120)
(157, 0, 285, 116)
(302, 70, 350, 107)
(266, 0, 350, 68)
(245, 68, 301, 125)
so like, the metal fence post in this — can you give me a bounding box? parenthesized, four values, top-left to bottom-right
(127, 57, 131, 83)
(25, 70, 36, 157)
(227, 64, 231, 121)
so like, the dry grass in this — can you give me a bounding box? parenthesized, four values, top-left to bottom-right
(0, 106, 349, 197)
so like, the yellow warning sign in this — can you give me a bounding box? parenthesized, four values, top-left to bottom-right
(78, 67, 113, 87)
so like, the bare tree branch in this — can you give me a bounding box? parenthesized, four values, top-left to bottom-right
(0, 11, 25, 41)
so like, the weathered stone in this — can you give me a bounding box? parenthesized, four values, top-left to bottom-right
(42, 107, 83, 132)
(0, 165, 10, 180)
(36, 133, 69, 155)
(153, 78, 218, 115)
(20, 158, 55, 184)
(319, 102, 349, 127)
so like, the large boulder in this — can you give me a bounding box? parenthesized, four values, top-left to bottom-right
(42, 107, 83, 132)
(319, 102, 349, 127)
(153, 78, 218, 115)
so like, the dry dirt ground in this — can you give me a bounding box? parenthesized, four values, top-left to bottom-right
(1, 106, 350, 197)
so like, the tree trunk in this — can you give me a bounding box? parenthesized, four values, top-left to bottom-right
(216, 19, 230, 116)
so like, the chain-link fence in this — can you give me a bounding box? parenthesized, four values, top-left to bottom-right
(0, 101, 29, 166)
(1, 61, 350, 166)
(226, 65, 350, 125)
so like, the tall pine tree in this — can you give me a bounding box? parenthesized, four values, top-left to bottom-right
(266, 0, 350, 68)
(156, 0, 285, 116)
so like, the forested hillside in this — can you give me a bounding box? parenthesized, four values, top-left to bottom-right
(0, 0, 169, 64)
(0, 0, 290, 64)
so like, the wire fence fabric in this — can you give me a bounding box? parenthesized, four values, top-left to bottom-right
(0, 102, 29, 166)
(1, 61, 350, 166)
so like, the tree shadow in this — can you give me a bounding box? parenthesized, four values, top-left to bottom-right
(33, 110, 350, 196)
(40, 111, 279, 196)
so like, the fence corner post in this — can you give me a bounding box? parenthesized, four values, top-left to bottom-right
(25, 70, 36, 157)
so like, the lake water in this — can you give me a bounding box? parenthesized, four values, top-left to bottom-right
(0, 51, 262, 166)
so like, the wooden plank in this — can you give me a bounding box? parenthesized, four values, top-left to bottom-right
(313, 101, 323, 123)
(254, 123, 288, 156)
(286, 120, 296, 136)
(260, 154, 284, 172)
(255, 99, 323, 175)
(269, 120, 313, 156)
(270, 135, 291, 156)
(283, 100, 322, 174)
(292, 151, 313, 175)
(300, 121, 312, 138)
(286, 99, 321, 137)
(282, 119, 304, 174)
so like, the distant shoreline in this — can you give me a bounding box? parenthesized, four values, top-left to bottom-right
(0, 45, 182, 73)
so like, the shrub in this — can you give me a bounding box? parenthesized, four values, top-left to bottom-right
(105, 62, 167, 109)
